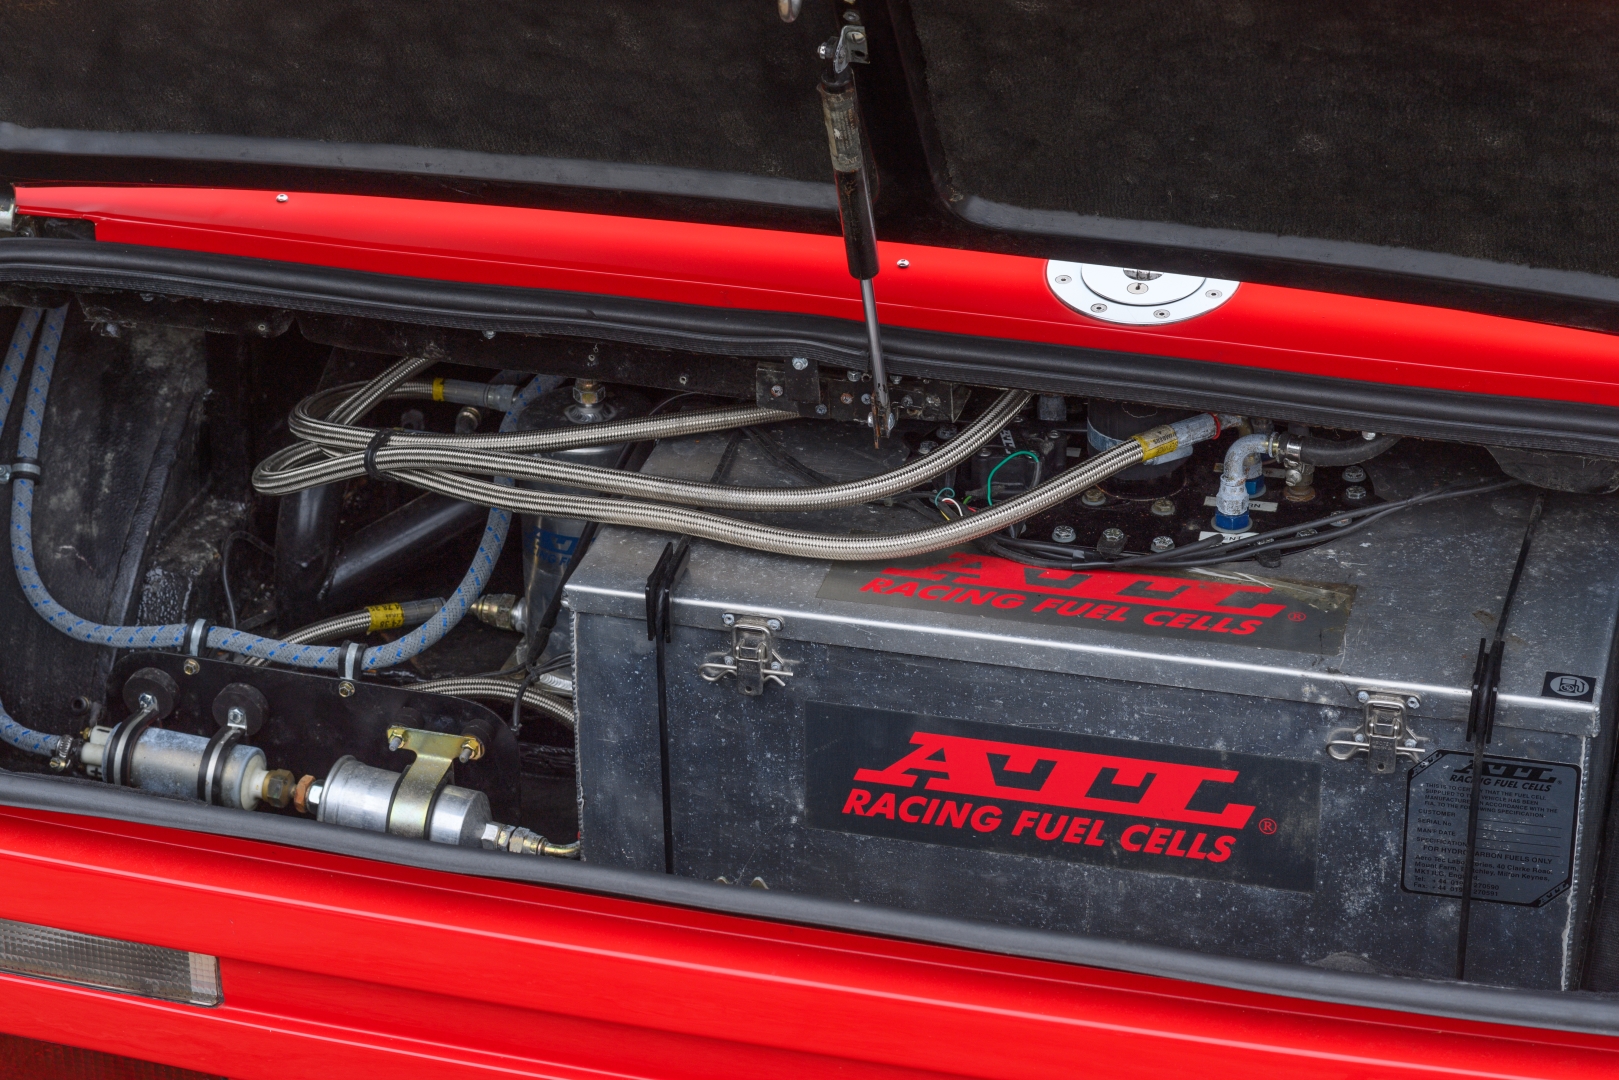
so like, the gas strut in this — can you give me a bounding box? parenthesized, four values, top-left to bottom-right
(818, 19, 891, 443)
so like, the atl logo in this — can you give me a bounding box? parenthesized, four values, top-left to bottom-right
(1550, 675, 1591, 698)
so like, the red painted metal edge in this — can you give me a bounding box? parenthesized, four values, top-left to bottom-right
(15, 184, 1619, 407)
(0, 806, 1614, 1079)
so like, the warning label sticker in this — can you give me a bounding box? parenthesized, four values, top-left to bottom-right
(1402, 752, 1580, 907)
(817, 551, 1353, 654)
(805, 702, 1320, 891)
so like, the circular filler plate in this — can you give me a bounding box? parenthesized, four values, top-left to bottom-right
(1046, 261, 1239, 325)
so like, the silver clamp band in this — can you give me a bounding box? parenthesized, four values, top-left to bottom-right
(341, 642, 364, 683)
(4, 461, 41, 483)
(188, 619, 209, 657)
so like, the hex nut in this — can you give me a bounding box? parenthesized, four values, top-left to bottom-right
(1150, 498, 1176, 517)
(338, 680, 356, 697)
(182, 658, 201, 676)
(1051, 525, 1077, 544)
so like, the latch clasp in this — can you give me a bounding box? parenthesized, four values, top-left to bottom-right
(699, 614, 796, 696)
(1328, 691, 1427, 773)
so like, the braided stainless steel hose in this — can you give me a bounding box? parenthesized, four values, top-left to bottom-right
(410, 677, 576, 728)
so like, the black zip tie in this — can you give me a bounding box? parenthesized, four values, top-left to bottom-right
(1456, 492, 1544, 981)
(363, 428, 398, 482)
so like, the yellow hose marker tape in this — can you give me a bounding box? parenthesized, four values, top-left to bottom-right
(1131, 424, 1181, 462)
(431, 378, 446, 402)
(367, 603, 406, 632)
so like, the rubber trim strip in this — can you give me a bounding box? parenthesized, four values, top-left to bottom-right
(4, 238, 1619, 456)
(1, 769, 1616, 1035)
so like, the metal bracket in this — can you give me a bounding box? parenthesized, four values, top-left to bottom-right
(818, 23, 870, 72)
(700, 614, 796, 696)
(384, 726, 483, 839)
(1328, 691, 1427, 774)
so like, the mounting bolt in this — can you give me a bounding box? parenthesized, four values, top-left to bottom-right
(1081, 487, 1107, 508)
(722, 613, 736, 627)
(1342, 465, 1367, 483)
(1150, 498, 1176, 517)
(1051, 525, 1076, 544)
(791, 357, 809, 370)
(1098, 528, 1126, 556)
(765, 618, 782, 631)
(338, 680, 356, 697)
(182, 658, 201, 676)
(1344, 484, 1368, 501)
(1357, 690, 1371, 704)
(388, 734, 403, 751)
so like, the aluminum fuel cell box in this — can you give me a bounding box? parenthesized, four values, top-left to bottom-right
(565, 435, 1619, 990)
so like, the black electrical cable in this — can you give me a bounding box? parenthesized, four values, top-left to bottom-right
(983, 478, 1520, 572)
(220, 531, 276, 630)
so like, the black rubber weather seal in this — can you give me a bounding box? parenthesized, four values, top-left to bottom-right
(3, 768, 1618, 1036)
(5, 238, 1619, 456)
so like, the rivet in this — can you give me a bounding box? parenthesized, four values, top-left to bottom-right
(1206, 289, 1222, 298)
(678, 374, 689, 385)
(1153, 309, 1171, 319)
(1090, 303, 1107, 313)
(722, 614, 736, 626)
(1054, 274, 1072, 284)
(896, 258, 910, 268)
(275, 193, 288, 203)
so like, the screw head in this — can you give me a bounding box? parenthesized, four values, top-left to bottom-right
(840, 392, 853, 404)
(1151, 535, 1175, 553)
(1404, 737, 1417, 747)
(1206, 289, 1222, 298)
(1406, 696, 1420, 711)
(766, 618, 782, 631)
(1153, 309, 1171, 319)
(770, 384, 785, 397)
(1090, 303, 1107, 313)
(815, 403, 828, 415)
(1150, 497, 1176, 517)
(897, 258, 910, 268)
(1054, 274, 1072, 284)
(722, 613, 736, 626)
(791, 357, 809, 370)
(182, 658, 201, 676)
(338, 680, 356, 697)
(1051, 525, 1077, 544)
(275, 193, 288, 203)
(1357, 690, 1371, 703)
(847, 369, 862, 382)
(1101, 527, 1125, 543)
(483, 329, 496, 339)
(860, 393, 871, 405)
(1342, 465, 1367, 483)
(1126, 281, 1149, 294)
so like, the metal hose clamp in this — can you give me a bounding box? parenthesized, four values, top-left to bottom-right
(188, 619, 210, 657)
(341, 641, 364, 683)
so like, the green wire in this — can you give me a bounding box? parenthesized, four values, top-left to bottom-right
(984, 450, 1042, 506)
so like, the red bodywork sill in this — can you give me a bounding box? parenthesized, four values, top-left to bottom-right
(16, 184, 1619, 407)
(4, 187, 1619, 1073)
(0, 806, 1614, 1079)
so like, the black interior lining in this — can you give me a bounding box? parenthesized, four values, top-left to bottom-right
(908, 0, 1619, 281)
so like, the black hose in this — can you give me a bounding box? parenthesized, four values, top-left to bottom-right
(1294, 433, 1401, 466)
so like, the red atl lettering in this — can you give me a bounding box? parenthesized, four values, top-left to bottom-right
(870, 552, 1287, 619)
(853, 731, 1256, 829)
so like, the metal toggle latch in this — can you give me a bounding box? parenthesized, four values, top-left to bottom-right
(1327, 690, 1428, 774)
(699, 613, 796, 696)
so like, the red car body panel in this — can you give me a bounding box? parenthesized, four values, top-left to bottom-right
(18, 184, 1619, 407)
(1, 805, 1616, 1080)
(5, 184, 1619, 1075)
